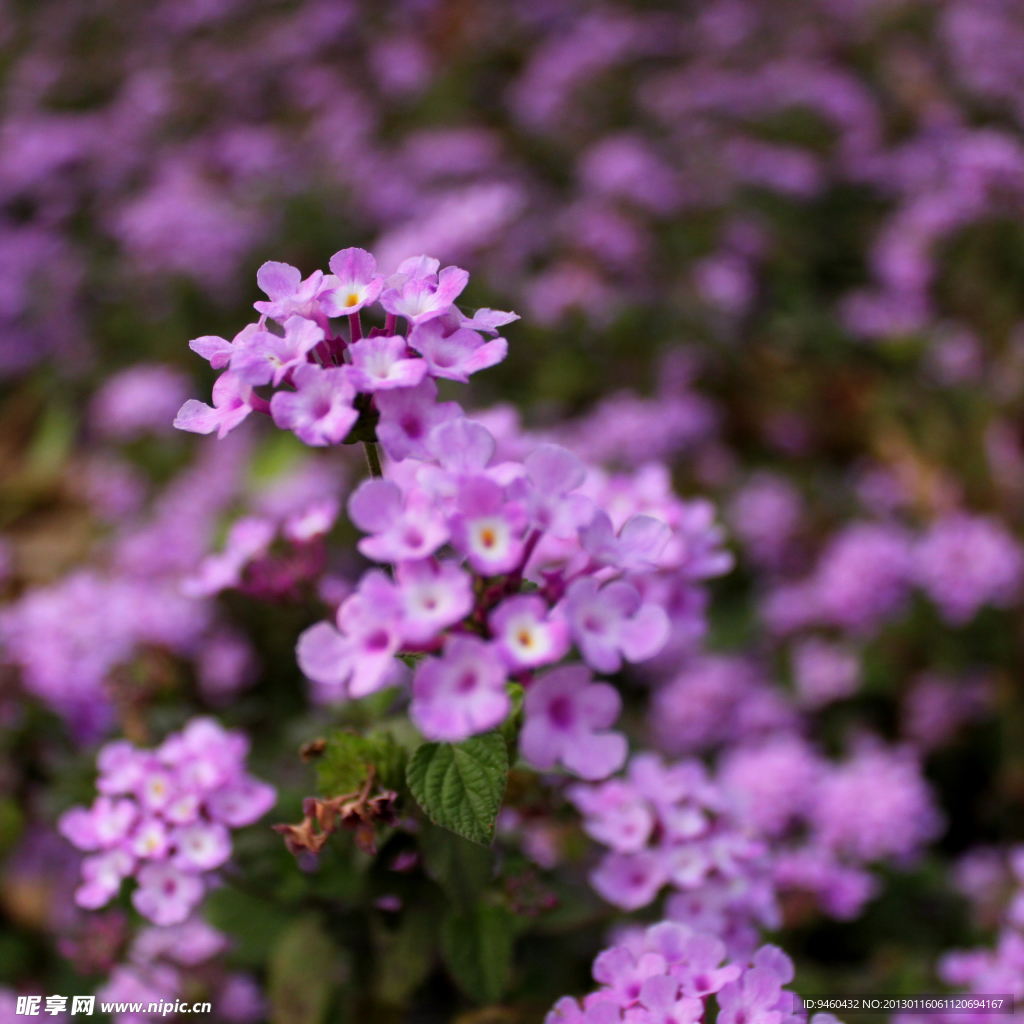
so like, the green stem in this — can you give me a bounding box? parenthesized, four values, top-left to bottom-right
(363, 440, 382, 478)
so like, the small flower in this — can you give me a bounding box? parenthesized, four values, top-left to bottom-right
(565, 578, 670, 674)
(189, 322, 266, 370)
(380, 256, 470, 326)
(450, 476, 526, 576)
(347, 335, 428, 391)
(253, 261, 326, 322)
(270, 362, 359, 446)
(589, 851, 670, 911)
(173, 372, 256, 439)
(395, 558, 475, 646)
(490, 594, 570, 669)
(408, 319, 508, 382)
(347, 478, 449, 563)
(171, 822, 232, 872)
(459, 307, 520, 334)
(319, 247, 384, 316)
(520, 665, 627, 780)
(410, 635, 510, 741)
(230, 315, 324, 387)
(296, 570, 404, 700)
(131, 862, 205, 927)
(375, 377, 462, 462)
(579, 510, 671, 573)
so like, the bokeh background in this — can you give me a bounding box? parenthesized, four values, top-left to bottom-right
(4, 0, 1024, 1021)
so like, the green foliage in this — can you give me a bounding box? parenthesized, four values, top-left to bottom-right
(371, 892, 442, 1005)
(268, 917, 338, 1024)
(440, 904, 515, 1005)
(418, 820, 495, 912)
(406, 732, 509, 847)
(316, 730, 407, 797)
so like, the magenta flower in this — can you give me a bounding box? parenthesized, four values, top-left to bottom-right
(189, 322, 267, 370)
(715, 968, 785, 1024)
(669, 934, 742, 997)
(408, 319, 508, 382)
(253, 261, 325, 322)
(180, 517, 275, 598)
(395, 559, 474, 646)
(205, 777, 278, 828)
(347, 335, 428, 392)
(592, 944, 669, 1006)
(76, 849, 135, 909)
(380, 256, 470, 326)
(579, 510, 671, 573)
(630, 977, 703, 1024)
(520, 665, 627, 780)
(546, 999, 622, 1024)
(458, 307, 520, 334)
(520, 444, 593, 536)
(567, 779, 654, 853)
(565, 577, 670, 674)
(410, 635, 510, 741)
(270, 362, 358, 446)
(173, 371, 256, 439)
(131, 862, 205, 927)
(375, 377, 462, 462)
(230, 315, 324, 387)
(589, 850, 671, 911)
(319, 247, 384, 317)
(489, 594, 570, 669)
(347, 478, 449, 563)
(450, 476, 527, 576)
(296, 570, 404, 700)
(170, 822, 232, 872)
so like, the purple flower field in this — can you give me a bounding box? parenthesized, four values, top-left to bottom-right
(2, 2, 1024, 1022)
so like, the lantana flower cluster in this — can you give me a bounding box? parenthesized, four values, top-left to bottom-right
(544, 918, 835, 1024)
(58, 718, 276, 926)
(176, 248, 732, 781)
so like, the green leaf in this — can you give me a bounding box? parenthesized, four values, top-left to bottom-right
(498, 683, 525, 761)
(418, 820, 494, 912)
(316, 730, 406, 796)
(406, 732, 508, 847)
(440, 904, 514, 1005)
(204, 887, 291, 967)
(372, 892, 441, 1005)
(268, 917, 337, 1024)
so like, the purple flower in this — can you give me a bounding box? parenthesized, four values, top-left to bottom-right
(91, 365, 190, 440)
(629, 977, 703, 1024)
(347, 478, 449, 563)
(318, 247, 384, 317)
(410, 635, 510, 741)
(75, 849, 135, 909)
(375, 378, 462, 462)
(716, 968, 784, 1024)
(180, 517, 275, 598)
(380, 256, 470, 326)
(580, 510, 672, 573)
(914, 513, 1024, 624)
(296, 570, 404, 700)
(791, 638, 860, 709)
(270, 362, 358, 446)
(347, 335, 428, 392)
(253, 262, 326, 322)
(189, 322, 268, 371)
(520, 444, 594, 537)
(520, 665, 627, 780)
(669, 934, 742, 997)
(408, 319, 508, 382)
(173, 372, 256, 439)
(131, 863, 205, 927)
(395, 559, 474, 646)
(546, 999, 622, 1024)
(592, 944, 670, 1007)
(450, 476, 527, 575)
(589, 851, 670, 911)
(170, 822, 232, 873)
(459, 308, 520, 334)
(230, 315, 324, 388)
(565, 577, 670, 673)
(490, 594, 570, 670)
(567, 779, 654, 853)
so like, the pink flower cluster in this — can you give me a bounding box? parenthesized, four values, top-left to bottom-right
(545, 918, 837, 1024)
(568, 739, 941, 950)
(175, 248, 516, 445)
(176, 249, 732, 782)
(58, 718, 276, 926)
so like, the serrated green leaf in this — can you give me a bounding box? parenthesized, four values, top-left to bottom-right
(406, 733, 508, 846)
(440, 904, 514, 1005)
(418, 820, 494, 912)
(268, 917, 337, 1024)
(316, 730, 406, 796)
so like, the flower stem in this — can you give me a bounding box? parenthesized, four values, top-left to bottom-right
(363, 440, 382, 478)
